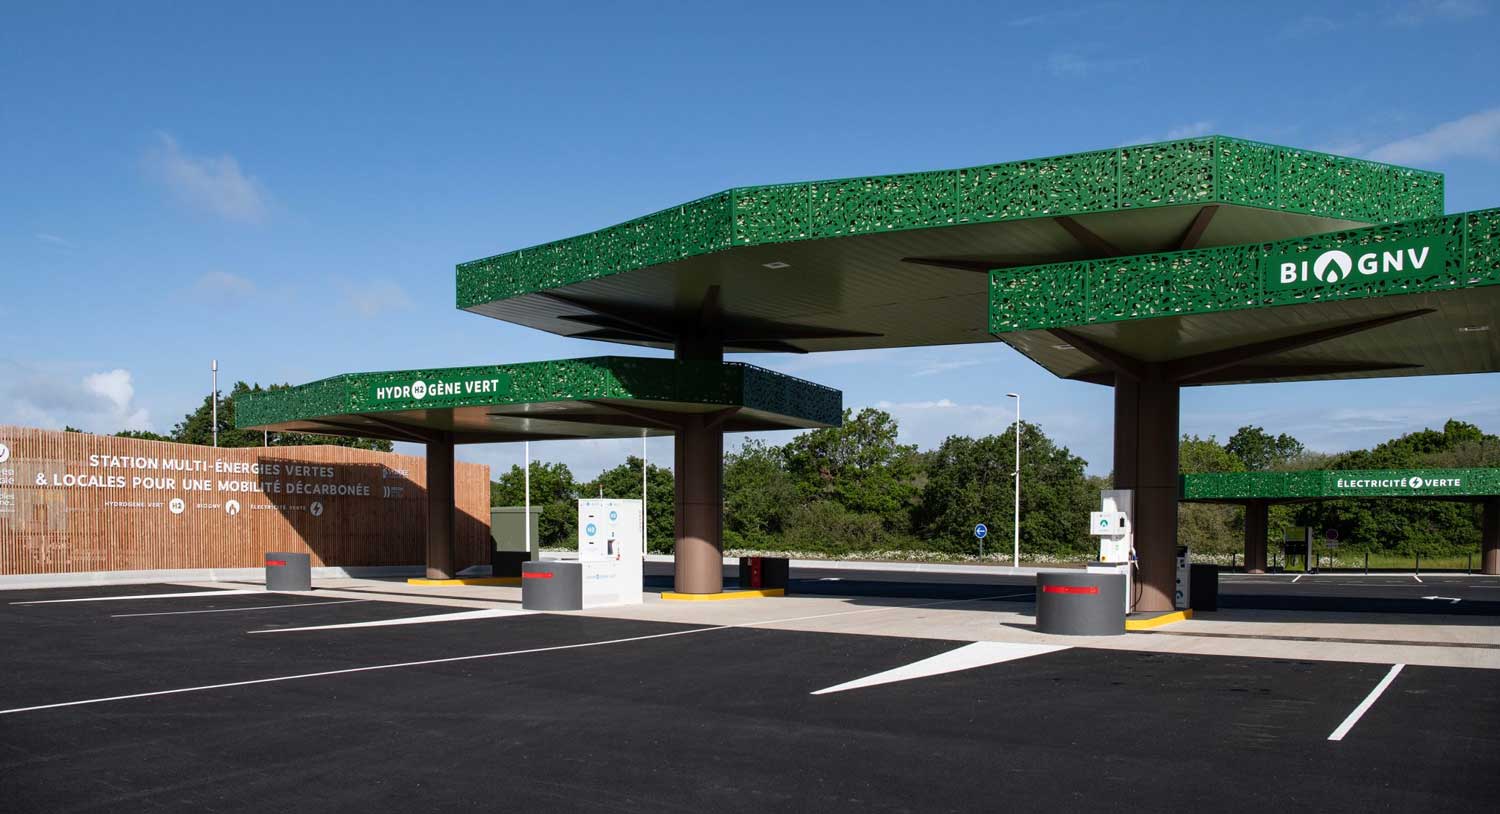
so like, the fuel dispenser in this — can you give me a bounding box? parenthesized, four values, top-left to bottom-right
(1086, 489, 1134, 614)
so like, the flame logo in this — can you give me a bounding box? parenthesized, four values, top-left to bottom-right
(1312, 250, 1353, 284)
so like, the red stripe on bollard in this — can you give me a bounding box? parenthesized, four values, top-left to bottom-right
(521, 572, 553, 579)
(1041, 585, 1098, 595)
(265, 560, 287, 567)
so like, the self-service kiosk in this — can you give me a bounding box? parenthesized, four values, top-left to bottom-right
(521, 498, 644, 611)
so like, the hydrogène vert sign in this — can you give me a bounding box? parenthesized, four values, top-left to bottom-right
(369, 372, 511, 406)
(1263, 238, 1447, 291)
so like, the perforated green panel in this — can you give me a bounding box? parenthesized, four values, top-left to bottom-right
(457, 137, 1443, 308)
(237, 357, 842, 430)
(990, 208, 1499, 333)
(1181, 469, 1500, 501)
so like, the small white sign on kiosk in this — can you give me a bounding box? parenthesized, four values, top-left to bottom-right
(577, 498, 644, 608)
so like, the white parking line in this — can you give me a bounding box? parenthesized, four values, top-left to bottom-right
(0, 625, 729, 717)
(112, 600, 369, 618)
(1292, 574, 1303, 583)
(0, 590, 1030, 716)
(12, 589, 261, 605)
(1413, 575, 1423, 584)
(249, 607, 533, 633)
(1328, 664, 1404, 742)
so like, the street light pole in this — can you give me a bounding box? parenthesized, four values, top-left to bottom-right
(523, 441, 531, 554)
(1006, 392, 1020, 569)
(211, 359, 218, 448)
(641, 433, 648, 554)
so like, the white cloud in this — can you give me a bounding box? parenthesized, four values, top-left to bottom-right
(338, 279, 413, 318)
(0, 363, 151, 433)
(873, 398, 1018, 449)
(913, 359, 985, 377)
(195, 270, 257, 297)
(1125, 121, 1215, 147)
(1389, 0, 1486, 25)
(1364, 107, 1500, 165)
(1048, 50, 1143, 78)
(1164, 121, 1214, 140)
(1009, 3, 1121, 27)
(1282, 15, 1342, 36)
(146, 132, 270, 223)
(1182, 391, 1500, 457)
(35, 233, 74, 249)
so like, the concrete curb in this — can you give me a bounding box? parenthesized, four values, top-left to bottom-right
(634, 553, 1076, 577)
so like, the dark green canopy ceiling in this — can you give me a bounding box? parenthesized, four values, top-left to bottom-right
(990, 208, 1499, 386)
(455, 137, 1442, 354)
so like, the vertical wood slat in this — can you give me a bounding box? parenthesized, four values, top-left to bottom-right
(0, 425, 488, 575)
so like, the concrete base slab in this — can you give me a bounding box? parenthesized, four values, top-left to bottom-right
(136, 574, 1500, 670)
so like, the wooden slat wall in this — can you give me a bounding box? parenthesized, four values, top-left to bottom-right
(0, 426, 489, 575)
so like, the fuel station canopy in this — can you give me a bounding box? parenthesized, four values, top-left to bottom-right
(237, 356, 842, 444)
(456, 137, 1442, 354)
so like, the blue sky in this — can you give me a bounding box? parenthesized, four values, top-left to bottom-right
(3, 1, 1499, 479)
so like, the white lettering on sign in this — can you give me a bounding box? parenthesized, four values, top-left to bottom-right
(1335, 477, 1463, 490)
(373, 377, 506, 402)
(1278, 246, 1433, 286)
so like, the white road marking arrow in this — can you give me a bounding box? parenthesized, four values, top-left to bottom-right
(811, 641, 1067, 695)
(1421, 595, 1462, 604)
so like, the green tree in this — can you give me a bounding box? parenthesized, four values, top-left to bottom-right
(491, 460, 579, 549)
(115, 429, 173, 442)
(1180, 434, 1245, 474)
(172, 381, 392, 451)
(1178, 435, 1245, 555)
(582, 456, 675, 554)
(1295, 420, 1496, 557)
(723, 439, 798, 550)
(914, 421, 1093, 558)
(1225, 425, 1305, 471)
(781, 407, 922, 527)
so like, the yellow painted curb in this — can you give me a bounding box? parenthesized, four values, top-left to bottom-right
(660, 588, 785, 601)
(406, 577, 522, 587)
(1125, 609, 1193, 630)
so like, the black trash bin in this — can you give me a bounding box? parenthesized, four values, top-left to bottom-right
(265, 552, 311, 591)
(738, 556, 789, 590)
(1189, 563, 1219, 612)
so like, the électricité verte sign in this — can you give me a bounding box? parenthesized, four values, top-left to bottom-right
(1330, 474, 1465, 495)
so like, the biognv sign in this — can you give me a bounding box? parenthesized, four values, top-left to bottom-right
(1264, 238, 1447, 291)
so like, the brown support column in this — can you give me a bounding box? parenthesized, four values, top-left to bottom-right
(1113, 371, 1179, 612)
(1483, 497, 1499, 576)
(425, 435, 456, 580)
(674, 413, 724, 593)
(1244, 499, 1268, 574)
(673, 310, 725, 594)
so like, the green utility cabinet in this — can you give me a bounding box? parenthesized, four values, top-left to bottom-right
(491, 506, 542, 577)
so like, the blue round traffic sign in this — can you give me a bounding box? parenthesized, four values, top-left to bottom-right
(974, 523, 988, 539)
(609, 510, 618, 521)
(585, 523, 597, 536)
